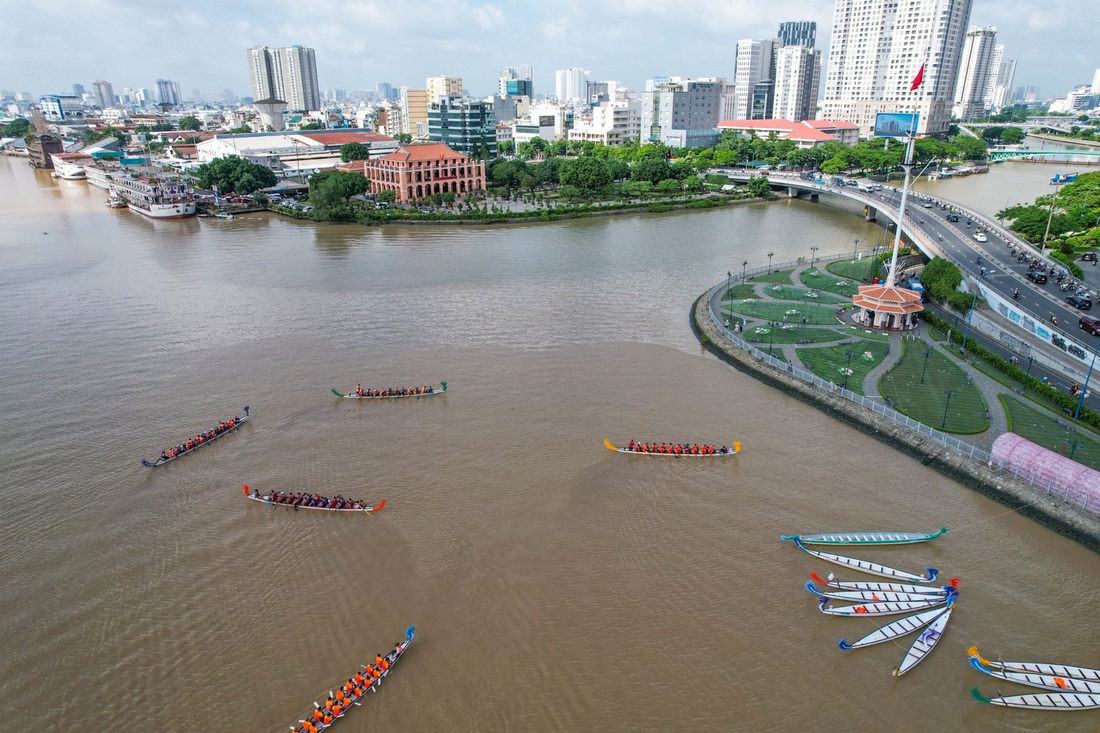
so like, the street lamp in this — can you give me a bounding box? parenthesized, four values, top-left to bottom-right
(726, 270, 733, 323)
(852, 238, 860, 260)
(941, 390, 957, 429)
(1074, 335, 1100, 419)
(1042, 182, 1062, 252)
(1000, 194, 1016, 229)
(920, 347, 934, 385)
(742, 259, 748, 284)
(961, 299, 976, 358)
(1064, 436, 1084, 460)
(842, 350, 854, 391)
(769, 321, 776, 355)
(767, 252, 774, 274)
(809, 245, 819, 268)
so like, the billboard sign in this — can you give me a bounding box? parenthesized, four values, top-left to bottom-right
(874, 112, 919, 138)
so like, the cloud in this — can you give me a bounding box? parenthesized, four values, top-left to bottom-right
(0, 0, 1093, 100)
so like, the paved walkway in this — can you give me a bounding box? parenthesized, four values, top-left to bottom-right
(733, 261, 1013, 449)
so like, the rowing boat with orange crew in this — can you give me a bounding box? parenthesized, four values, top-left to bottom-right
(287, 626, 414, 733)
(604, 439, 741, 456)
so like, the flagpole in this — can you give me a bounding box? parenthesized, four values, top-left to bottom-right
(885, 132, 914, 288)
(885, 63, 925, 288)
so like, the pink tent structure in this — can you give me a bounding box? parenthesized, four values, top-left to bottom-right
(991, 433, 1099, 514)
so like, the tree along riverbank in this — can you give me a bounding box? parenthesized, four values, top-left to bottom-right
(267, 190, 769, 226)
(690, 292, 1100, 553)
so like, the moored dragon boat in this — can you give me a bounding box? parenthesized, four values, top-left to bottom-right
(141, 406, 249, 467)
(838, 606, 950, 650)
(791, 539, 938, 583)
(970, 688, 1100, 711)
(817, 595, 951, 617)
(811, 572, 958, 596)
(332, 382, 446, 399)
(603, 439, 741, 456)
(243, 486, 385, 514)
(289, 626, 414, 732)
(892, 602, 955, 676)
(805, 580, 950, 604)
(781, 528, 948, 545)
(969, 657, 1100, 694)
(967, 646, 1100, 682)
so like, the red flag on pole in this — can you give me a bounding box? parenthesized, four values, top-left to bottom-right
(910, 64, 925, 91)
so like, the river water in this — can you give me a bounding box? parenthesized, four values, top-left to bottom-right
(0, 156, 1096, 732)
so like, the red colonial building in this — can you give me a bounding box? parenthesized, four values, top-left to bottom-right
(344, 142, 485, 203)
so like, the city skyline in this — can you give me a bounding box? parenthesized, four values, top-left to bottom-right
(0, 0, 1094, 103)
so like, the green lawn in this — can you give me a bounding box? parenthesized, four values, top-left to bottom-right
(839, 325, 890, 342)
(760, 284, 850, 304)
(721, 283, 758, 301)
(827, 257, 879, 284)
(800, 267, 862, 296)
(744, 325, 847, 345)
(1001, 395, 1100, 470)
(795, 340, 890, 396)
(879, 341, 989, 434)
(727, 299, 839, 325)
(749, 268, 794, 284)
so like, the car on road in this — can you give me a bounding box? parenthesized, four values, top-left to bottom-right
(921, 201, 933, 208)
(1081, 314, 1100, 335)
(973, 231, 988, 242)
(1082, 252, 1098, 262)
(946, 213, 959, 222)
(1066, 294, 1093, 310)
(1026, 271, 1048, 284)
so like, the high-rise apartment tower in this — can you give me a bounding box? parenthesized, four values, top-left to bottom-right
(821, 0, 973, 136)
(247, 45, 321, 112)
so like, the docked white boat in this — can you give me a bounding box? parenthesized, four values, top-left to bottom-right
(50, 152, 94, 179)
(109, 173, 197, 219)
(969, 657, 1100, 694)
(967, 647, 1100, 683)
(892, 603, 954, 676)
(838, 606, 948, 650)
(817, 595, 950, 617)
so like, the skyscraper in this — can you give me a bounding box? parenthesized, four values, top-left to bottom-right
(156, 79, 183, 106)
(426, 76, 463, 104)
(821, 0, 973, 137)
(778, 21, 816, 48)
(247, 45, 321, 112)
(641, 77, 724, 148)
(733, 40, 776, 119)
(498, 67, 533, 98)
(72, 83, 85, 98)
(952, 26, 998, 120)
(92, 80, 115, 108)
(989, 57, 1016, 112)
(773, 45, 822, 122)
(555, 68, 589, 103)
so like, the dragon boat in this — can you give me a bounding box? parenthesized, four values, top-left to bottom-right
(141, 406, 250, 467)
(332, 382, 446, 399)
(781, 528, 948, 545)
(243, 486, 385, 514)
(603, 439, 741, 456)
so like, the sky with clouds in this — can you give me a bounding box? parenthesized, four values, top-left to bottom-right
(0, 0, 1094, 100)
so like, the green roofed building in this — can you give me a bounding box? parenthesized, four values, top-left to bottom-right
(428, 97, 496, 158)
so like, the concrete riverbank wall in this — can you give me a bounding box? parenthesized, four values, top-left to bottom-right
(690, 293, 1100, 554)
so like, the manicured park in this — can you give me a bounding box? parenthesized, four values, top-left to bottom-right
(880, 340, 989, 434)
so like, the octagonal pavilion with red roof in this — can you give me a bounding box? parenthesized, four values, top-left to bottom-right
(851, 282, 923, 331)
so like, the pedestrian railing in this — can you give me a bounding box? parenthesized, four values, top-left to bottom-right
(707, 271, 1097, 516)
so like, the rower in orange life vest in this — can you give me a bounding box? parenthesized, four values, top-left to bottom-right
(355, 383, 363, 397)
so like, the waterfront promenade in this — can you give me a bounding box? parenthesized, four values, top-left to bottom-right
(720, 169, 1100, 389)
(696, 254, 1100, 538)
